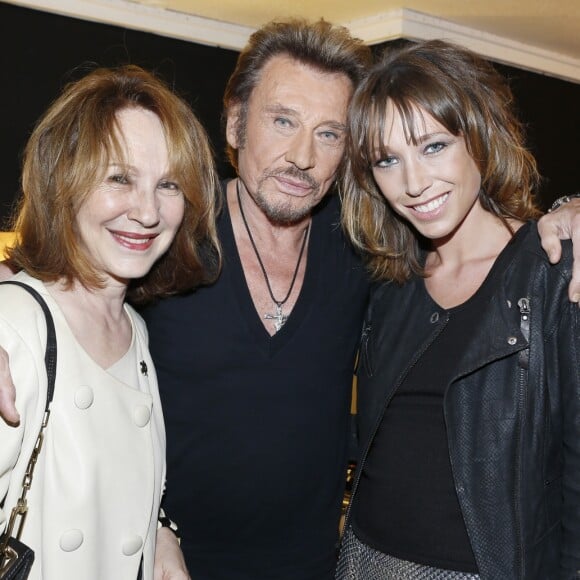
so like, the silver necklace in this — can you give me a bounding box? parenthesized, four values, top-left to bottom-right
(236, 180, 310, 332)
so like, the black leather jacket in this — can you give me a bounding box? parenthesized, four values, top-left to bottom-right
(348, 223, 579, 579)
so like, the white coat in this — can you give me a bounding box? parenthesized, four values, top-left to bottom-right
(0, 272, 166, 580)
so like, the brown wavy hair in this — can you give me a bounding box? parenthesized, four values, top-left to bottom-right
(222, 18, 372, 171)
(6, 64, 221, 303)
(341, 40, 541, 283)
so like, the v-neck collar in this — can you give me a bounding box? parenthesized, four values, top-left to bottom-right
(221, 183, 327, 356)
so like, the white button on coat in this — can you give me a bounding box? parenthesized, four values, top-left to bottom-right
(133, 405, 151, 427)
(74, 386, 94, 409)
(59, 529, 84, 552)
(122, 535, 143, 556)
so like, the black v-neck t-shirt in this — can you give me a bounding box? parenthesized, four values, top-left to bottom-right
(142, 186, 369, 579)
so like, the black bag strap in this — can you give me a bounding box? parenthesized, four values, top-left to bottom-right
(0, 281, 57, 408)
(0, 280, 57, 560)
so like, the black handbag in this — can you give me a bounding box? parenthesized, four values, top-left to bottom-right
(0, 281, 57, 580)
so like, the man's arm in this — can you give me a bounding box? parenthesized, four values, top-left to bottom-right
(0, 262, 18, 423)
(0, 346, 18, 424)
(557, 286, 580, 573)
(537, 196, 580, 302)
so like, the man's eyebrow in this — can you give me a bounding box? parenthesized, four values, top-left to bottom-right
(322, 121, 347, 131)
(264, 105, 347, 131)
(264, 104, 296, 116)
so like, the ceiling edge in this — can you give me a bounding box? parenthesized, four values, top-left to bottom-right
(5, 0, 580, 82)
(5, 0, 253, 50)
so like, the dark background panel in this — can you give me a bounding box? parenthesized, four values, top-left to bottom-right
(1, 2, 579, 228)
(493, 62, 580, 207)
(0, 2, 238, 227)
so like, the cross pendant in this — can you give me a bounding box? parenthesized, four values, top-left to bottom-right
(264, 303, 288, 333)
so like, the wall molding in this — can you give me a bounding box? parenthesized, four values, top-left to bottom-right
(6, 0, 580, 82)
(348, 9, 580, 83)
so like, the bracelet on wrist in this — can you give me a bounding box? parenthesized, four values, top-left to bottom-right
(548, 193, 580, 213)
(157, 514, 181, 543)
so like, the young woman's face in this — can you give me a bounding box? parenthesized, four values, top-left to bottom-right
(371, 102, 482, 242)
(75, 107, 185, 288)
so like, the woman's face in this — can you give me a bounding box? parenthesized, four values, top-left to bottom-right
(75, 107, 185, 288)
(371, 102, 482, 242)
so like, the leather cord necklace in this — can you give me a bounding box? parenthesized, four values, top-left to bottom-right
(236, 179, 310, 332)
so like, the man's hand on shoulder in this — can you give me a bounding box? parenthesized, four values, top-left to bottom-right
(0, 260, 19, 425)
(537, 196, 580, 302)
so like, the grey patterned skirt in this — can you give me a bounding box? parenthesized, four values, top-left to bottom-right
(336, 527, 480, 580)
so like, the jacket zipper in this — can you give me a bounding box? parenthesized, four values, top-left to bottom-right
(514, 297, 530, 578)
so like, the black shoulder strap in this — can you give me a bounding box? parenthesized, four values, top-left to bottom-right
(0, 281, 57, 409)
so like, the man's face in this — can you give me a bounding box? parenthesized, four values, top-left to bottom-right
(227, 55, 352, 224)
